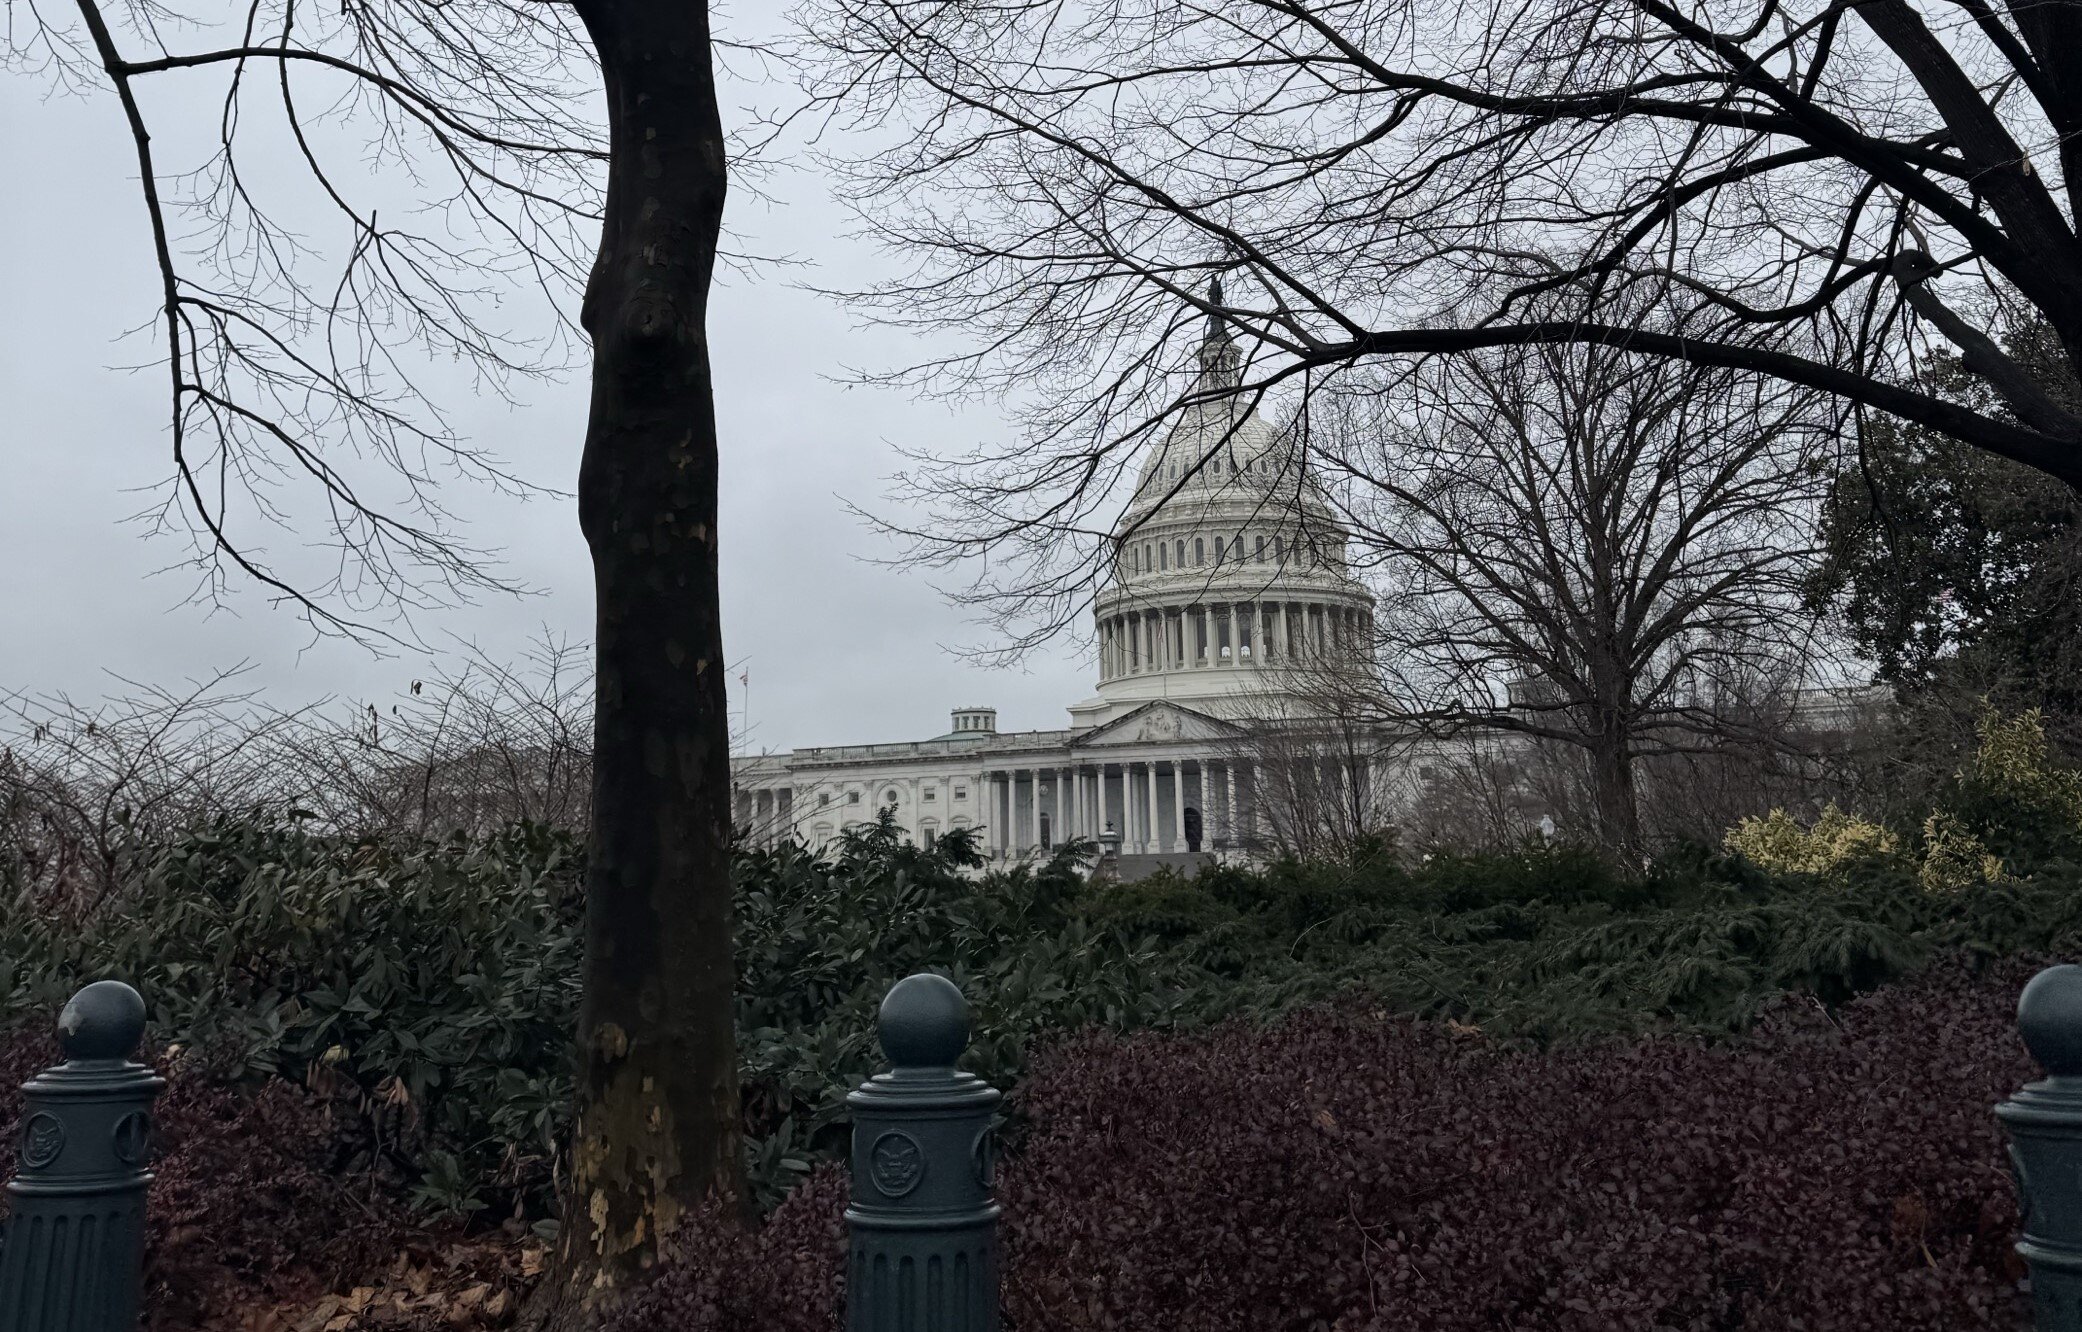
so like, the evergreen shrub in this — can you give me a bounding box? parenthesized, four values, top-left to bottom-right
(12, 710, 2082, 1236)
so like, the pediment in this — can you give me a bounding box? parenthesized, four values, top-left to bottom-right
(1070, 701, 1242, 749)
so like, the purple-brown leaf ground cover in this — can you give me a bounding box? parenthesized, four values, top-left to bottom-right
(0, 953, 2047, 1329)
(619, 954, 2040, 1331)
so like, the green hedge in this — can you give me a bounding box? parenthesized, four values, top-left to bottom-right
(11, 777, 2082, 1231)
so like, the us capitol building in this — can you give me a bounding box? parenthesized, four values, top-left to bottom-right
(731, 303, 1378, 869)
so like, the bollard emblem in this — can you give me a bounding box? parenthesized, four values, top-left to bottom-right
(869, 1131, 925, 1197)
(20, 1114, 64, 1168)
(112, 1111, 152, 1166)
(972, 1126, 995, 1188)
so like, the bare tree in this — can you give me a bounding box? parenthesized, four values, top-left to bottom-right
(0, 669, 306, 905)
(799, 0, 2082, 658)
(293, 637, 596, 837)
(1228, 711, 1405, 858)
(11, 0, 748, 1307)
(1314, 337, 1834, 853)
(1, 642, 595, 905)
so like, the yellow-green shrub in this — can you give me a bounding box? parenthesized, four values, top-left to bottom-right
(1724, 804, 1899, 876)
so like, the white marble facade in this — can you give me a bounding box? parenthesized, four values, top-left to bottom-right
(731, 303, 1376, 861)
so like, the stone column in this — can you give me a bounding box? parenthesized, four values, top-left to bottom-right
(1197, 606, 1211, 667)
(1169, 760, 1187, 850)
(1149, 757, 1165, 853)
(1127, 765, 1141, 852)
(1232, 757, 1249, 853)
(1125, 764, 1139, 852)
(1011, 770, 1028, 853)
(1225, 764, 1240, 854)
(999, 772, 1013, 856)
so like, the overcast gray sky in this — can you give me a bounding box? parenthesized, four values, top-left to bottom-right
(0, 45, 1095, 753)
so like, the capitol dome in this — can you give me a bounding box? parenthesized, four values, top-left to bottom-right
(1066, 286, 1375, 730)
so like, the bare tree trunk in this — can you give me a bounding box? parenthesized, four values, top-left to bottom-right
(1589, 724, 1643, 860)
(544, 0, 741, 1318)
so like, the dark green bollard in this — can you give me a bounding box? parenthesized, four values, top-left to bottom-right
(1999, 964, 2082, 1331)
(845, 973, 1001, 1332)
(0, 981, 166, 1332)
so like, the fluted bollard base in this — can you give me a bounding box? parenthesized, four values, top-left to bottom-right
(2021, 1257, 2082, 1330)
(0, 982, 166, 1332)
(846, 974, 1001, 1332)
(847, 1218, 998, 1332)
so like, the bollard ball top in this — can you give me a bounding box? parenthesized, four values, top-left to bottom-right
(878, 973, 969, 1070)
(2019, 964, 2082, 1078)
(57, 980, 147, 1062)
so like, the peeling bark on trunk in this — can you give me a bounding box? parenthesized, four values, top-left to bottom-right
(536, 0, 740, 1321)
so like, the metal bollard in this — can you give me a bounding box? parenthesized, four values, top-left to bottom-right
(845, 973, 1001, 1332)
(1999, 964, 2082, 1331)
(0, 980, 167, 1332)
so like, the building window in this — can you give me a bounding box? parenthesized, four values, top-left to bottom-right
(884, 789, 899, 805)
(1195, 538, 1205, 566)
(848, 792, 861, 804)
(954, 785, 968, 801)
(1176, 539, 1185, 567)
(1273, 536, 1284, 563)
(819, 793, 831, 807)
(924, 788, 937, 801)
(1256, 535, 1266, 562)
(1159, 543, 1168, 570)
